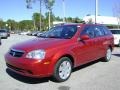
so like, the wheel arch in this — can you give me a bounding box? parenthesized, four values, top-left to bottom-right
(58, 54, 75, 67)
(48, 53, 75, 75)
(108, 45, 113, 51)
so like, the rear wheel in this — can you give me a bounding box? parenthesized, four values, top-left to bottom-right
(53, 57, 72, 82)
(118, 40, 120, 47)
(102, 48, 112, 62)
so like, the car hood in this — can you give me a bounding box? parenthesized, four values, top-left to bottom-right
(113, 34, 120, 38)
(11, 38, 70, 52)
(0, 32, 7, 34)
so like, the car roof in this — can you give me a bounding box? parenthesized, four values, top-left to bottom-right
(56, 23, 103, 27)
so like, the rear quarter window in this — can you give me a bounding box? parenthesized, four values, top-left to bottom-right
(102, 26, 112, 35)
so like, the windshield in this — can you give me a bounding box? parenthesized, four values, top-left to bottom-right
(40, 25, 77, 39)
(0, 30, 7, 32)
(111, 30, 120, 34)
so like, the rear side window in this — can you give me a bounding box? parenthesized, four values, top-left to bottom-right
(94, 25, 112, 37)
(94, 26, 105, 37)
(81, 25, 95, 38)
(81, 25, 112, 38)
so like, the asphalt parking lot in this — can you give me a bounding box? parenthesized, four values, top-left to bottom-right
(0, 34, 120, 90)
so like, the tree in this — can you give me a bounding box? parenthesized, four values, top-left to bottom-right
(0, 19, 5, 29)
(26, 0, 33, 9)
(44, 0, 55, 28)
(73, 17, 83, 23)
(66, 17, 84, 23)
(26, 0, 43, 31)
(32, 12, 44, 30)
(19, 20, 34, 31)
(55, 16, 63, 21)
(44, 12, 55, 29)
(6, 19, 18, 30)
(87, 18, 93, 24)
(66, 17, 73, 22)
(26, 0, 55, 29)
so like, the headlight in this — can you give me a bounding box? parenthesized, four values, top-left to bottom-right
(26, 49, 46, 60)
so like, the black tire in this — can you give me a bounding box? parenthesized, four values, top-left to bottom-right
(102, 48, 112, 62)
(118, 40, 120, 47)
(53, 57, 72, 82)
(2, 37, 7, 39)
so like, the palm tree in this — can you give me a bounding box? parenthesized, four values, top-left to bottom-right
(26, 0, 43, 31)
(44, 0, 55, 29)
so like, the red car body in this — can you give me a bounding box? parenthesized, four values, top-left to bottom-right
(5, 24, 114, 80)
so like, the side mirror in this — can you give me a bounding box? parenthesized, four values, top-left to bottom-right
(80, 34, 90, 40)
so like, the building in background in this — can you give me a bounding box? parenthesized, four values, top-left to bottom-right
(83, 15, 119, 25)
(53, 21, 64, 25)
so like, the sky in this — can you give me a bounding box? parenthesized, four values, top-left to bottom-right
(0, 0, 120, 21)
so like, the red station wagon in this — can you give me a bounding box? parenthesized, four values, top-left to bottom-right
(5, 24, 114, 82)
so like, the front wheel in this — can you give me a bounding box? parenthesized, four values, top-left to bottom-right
(53, 57, 72, 82)
(102, 48, 112, 62)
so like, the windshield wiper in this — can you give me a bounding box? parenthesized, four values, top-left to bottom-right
(48, 35, 60, 38)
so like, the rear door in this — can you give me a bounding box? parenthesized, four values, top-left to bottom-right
(99, 26, 114, 55)
(93, 26, 106, 58)
(75, 25, 98, 66)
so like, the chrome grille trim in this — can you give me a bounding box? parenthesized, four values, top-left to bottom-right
(9, 49, 25, 57)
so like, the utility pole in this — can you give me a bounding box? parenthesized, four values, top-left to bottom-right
(62, 0, 66, 23)
(95, 0, 98, 24)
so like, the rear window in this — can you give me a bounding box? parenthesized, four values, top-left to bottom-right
(111, 30, 120, 34)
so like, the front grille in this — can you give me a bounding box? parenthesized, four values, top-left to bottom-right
(6, 63, 33, 74)
(6, 63, 24, 72)
(9, 49, 24, 57)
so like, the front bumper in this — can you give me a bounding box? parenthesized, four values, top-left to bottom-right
(114, 39, 119, 45)
(0, 35, 7, 38)
(5, 53, 52, 78)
